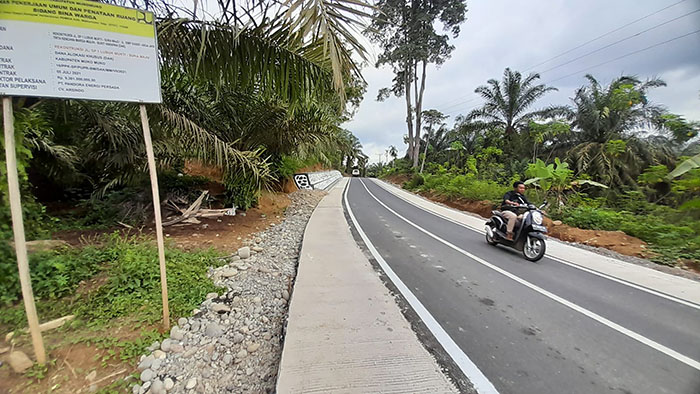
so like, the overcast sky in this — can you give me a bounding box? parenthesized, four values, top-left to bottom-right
(344, 0, 700, 163)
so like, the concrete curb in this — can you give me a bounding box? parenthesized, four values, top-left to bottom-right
(276, 178, 458, 393)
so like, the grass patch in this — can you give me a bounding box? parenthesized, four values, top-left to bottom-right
(1, 234, 226, 391)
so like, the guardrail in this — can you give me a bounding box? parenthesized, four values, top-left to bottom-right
(293, 170, 343, 191)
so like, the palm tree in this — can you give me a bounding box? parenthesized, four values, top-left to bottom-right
(466, 68, 568, 136)
(20, 0, 373, 199)
(388, 145, 398, 166)
(420, 109, 448, 173)
(562, 74, 675, 189)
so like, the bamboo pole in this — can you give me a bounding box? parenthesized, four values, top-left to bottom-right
(3, 97, 46, 364)
(139, 104, 170, 329)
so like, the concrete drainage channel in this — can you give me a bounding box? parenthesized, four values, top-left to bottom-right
(293, 170, 343, 191)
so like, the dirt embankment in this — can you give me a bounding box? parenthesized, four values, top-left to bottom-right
(382, 177, 651, 259)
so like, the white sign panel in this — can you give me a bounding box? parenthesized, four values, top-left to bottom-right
(0, 0, 161, 103)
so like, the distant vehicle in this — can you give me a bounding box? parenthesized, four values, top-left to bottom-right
(351, 168, 360, 177)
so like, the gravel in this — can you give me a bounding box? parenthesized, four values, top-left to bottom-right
(132, 190, 325, 393)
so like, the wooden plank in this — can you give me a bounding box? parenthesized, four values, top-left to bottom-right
(139, 104, 170, 329)
(39, 315, 74, 332)
(3, 96, 46, 364)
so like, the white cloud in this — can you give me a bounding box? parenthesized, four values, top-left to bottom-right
(344, 0, 700, 156)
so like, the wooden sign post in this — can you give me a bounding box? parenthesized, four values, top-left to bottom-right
(140, 104, 170, 329)
(1, 0, 168, 347)
(3, 97, 46, 364)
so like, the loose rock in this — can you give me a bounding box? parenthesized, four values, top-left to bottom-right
(161, 338, 172, 352)
(204, 323, 224, 337)
(238, 246, 251, 259)
(212, 304, 231, 313)
(151, 379, 165, 394)
(140, 368, 154, 382)
(8, 351, 32, 373)
(153, 350, 166, 359)
(185, 378, 197, 390)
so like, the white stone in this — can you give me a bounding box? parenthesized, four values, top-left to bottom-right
(170, 326, 184, 341)
(238, 247, 251, 259)
(140, 368, 154, 382)
(185, 378, 197, 390)
(151, 379, 165, 394)
(205, 323, 224, 337)
(212, 304, 231, 313)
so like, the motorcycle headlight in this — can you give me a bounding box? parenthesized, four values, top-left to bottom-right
(532, 211, 543, 225)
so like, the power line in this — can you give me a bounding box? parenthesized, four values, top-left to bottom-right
(538, 8, 700, 75)
(523, 0, 687, 71)
(441, 29, 700, 116)
(545, 29, 700, 85)
(433, 2, 694, 118)
(437, 96, 480, 112)
(433, 1, 689, 114)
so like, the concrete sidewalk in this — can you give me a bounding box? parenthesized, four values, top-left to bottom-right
(276, 178, 458, 393)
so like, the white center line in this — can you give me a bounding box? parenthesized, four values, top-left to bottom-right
(357, 178, 700, 371)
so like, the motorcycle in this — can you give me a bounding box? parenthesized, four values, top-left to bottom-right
(485, 202, 548, 261)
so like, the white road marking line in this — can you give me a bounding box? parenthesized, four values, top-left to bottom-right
(370, 179, 700, 311)
(358, 179, 700, 371)
(344, 179, 500, 394)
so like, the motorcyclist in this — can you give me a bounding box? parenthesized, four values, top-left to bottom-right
(501, 181, 530, 240)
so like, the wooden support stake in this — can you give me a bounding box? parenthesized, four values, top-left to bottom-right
(139, 104, 170, 329)
(3, 96, 46, 364)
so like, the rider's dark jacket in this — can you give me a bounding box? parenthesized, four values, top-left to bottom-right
(501, 191, 530, 213)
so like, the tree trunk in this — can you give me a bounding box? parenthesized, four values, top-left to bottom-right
(404, 68, 414, 162)
(412, 60, 427, 168)
(420, 128, 431, 174)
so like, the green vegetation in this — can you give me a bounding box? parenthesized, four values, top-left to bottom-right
(0, 234, 223, 329)
(380, 69, 700, 268)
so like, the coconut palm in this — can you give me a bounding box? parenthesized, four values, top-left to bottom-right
(466, 68, 568, 135)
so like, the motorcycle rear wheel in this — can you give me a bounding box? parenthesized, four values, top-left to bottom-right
(486, 226, 498, 246)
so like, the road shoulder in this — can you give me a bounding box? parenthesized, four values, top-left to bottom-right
(276, 178, 459, 393)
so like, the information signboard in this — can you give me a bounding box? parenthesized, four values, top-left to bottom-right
(0, 0, 161, 103)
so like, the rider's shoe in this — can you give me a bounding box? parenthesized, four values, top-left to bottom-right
(506, 232, 514, 241)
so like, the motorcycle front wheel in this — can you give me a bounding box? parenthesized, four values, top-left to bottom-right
(523, 236, 546, 261)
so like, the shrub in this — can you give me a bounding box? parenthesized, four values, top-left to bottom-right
(80, 235, 223, 323)
(559, 206, 700, 265)
(224, 172, 260, 210)
(0, 243, 104, 305)
(403, 173, 424, 189)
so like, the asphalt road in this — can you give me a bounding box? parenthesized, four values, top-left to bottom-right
(344, 177, 700, 394)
